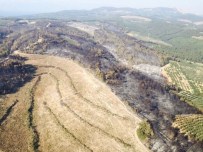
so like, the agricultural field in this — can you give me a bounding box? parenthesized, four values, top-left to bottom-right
(173, 115, 203, 141)
(112, 18, 203, 63)
(162, 60, 203, 112)
(163, 61, 203, 141)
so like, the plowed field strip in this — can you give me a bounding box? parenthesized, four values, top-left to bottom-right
(45, 105, 93, 152)
(38, 65, 128, 120)
(48, 73, 134, 149)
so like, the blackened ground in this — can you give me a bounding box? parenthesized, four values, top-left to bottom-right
(44, 44, 202, 151)
(0, 55, 36, 94)
(0, 20, 202, 152)
(110, 70, 202, 152)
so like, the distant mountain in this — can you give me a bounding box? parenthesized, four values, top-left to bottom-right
(92, 7, 203, 21)
(0, 11, 37, 17)
(136, 7, 182, 20)
(22, 7, 203, 22)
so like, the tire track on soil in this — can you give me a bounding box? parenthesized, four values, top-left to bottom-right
(28, 77, 41, 152)
(45, 105, 93, 152)
(0, 100, 19, 126)
(37, 73, 93, 152)
(48, 73, 134, 149)
(38, 65, 128, 120)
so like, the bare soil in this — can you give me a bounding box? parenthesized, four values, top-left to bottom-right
(0, 52, 149, 152)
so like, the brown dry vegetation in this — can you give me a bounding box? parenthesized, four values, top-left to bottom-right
(0, 52, 149, 152)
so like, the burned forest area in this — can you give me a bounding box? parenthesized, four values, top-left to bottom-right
(0, 16, 203, 152)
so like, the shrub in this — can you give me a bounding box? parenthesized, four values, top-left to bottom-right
(137, 120, 154, 141)
(95, 67, 105, 81)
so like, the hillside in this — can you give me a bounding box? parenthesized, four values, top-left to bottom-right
(0, 52, 149, 152)
(0, 7, 203, 152)
(24, 7, 203, 63)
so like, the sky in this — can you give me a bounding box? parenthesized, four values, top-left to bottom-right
(0, 0, 203, 16)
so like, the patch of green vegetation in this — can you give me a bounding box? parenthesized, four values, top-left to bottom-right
(164, 60, 203, 112)
(164, 54, 203, 142)
(173, 114, 203, 142)
(137, 120, 154, 141)
(178, 61, 203, 85)
(0, 49, 9, 57)
(156, 37, 203, 63)
(178, 91, 203, 112)
(111, 18, 203, 63)
(95, 67, 105, 81)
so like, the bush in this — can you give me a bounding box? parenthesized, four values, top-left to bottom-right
(137, 120, 154, 141)
(0, 49, 9, 57)
(95, 67, 105, 81)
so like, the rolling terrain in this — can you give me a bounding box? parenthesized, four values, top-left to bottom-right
(26, 7, 203, 63)
(0, 7, 203, 152)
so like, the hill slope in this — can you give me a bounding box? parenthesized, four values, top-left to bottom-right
(0, 52, 148, 152)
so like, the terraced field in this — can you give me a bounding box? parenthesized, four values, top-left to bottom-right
(0, 52, 148, 152)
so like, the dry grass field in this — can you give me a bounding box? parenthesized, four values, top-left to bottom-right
(0, 52, 149, 152)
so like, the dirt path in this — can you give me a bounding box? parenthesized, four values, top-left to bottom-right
(0, 52, 149, 152)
